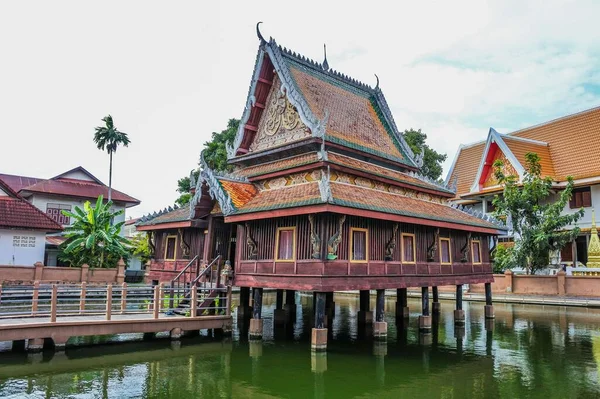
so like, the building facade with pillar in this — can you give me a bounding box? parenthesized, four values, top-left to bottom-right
(179, 27, 506, 348)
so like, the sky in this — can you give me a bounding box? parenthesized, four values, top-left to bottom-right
(1, 0, 599, 218)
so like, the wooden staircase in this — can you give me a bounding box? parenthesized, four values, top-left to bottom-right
(170, 255, 225, 316)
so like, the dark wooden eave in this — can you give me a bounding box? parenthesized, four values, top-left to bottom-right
(136, 220, 208, 231)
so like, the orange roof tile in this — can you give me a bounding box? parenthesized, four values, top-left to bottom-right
(503, 137, 555, 177)
(218, 179, 258, 209)
(328, 152, 452, 194)
(509, 106, 600, 180)
(288, 65, 408, 164)
(449, 142, 486, 198)
(329, 182, 499, 230)
(234, 182, 322, 214)
(234, 153, 320, 178)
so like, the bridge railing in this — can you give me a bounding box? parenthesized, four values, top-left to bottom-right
(0, 283, 232, 321)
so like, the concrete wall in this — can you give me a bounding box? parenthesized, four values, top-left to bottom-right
(469, 270, 600, 297)
(0, 229, 46, 265)
(0, 262, 125, 284)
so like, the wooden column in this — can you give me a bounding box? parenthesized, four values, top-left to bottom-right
(432, 286, 441, 314)
(358, 290, 372, 325)
(312, 292, 327, 352)
(249, 288, 263, 339)
(285, 290, 296, 319)
(419, 286, 431, 333)
(237, 287, 251, 320)
(396, 288, 409, 319)
(274, 289, 286, 325)
(454, 284, 465, 325)
(374, 289, 387, 340)
(202, 216, 215, 263)
(484, 282, 495, 319)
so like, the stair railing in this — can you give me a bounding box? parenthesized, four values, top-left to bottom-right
(191, 254, 222, 292)
(169, 255, 199, 309)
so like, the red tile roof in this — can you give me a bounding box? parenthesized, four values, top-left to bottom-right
(21, 178, 139, 205)
(0, 174, 43, 193)
(230, 182, 322, 214)
(0, 180, 63, 232)
(217, 179, 258, 209)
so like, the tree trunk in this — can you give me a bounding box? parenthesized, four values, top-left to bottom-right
(108, 151, 113, 202)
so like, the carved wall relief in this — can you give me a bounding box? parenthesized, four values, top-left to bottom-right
(245, 222, 258, 260)
(460, 232, 472, 263)
(249, 77, 311, 152)
(178, 228, 191, 259)
(385, 223, 399, 261)
(427, 228, 440, 262)
(327, 215, 347, 260)
(308, 214, 321, 259)
(147, 232, 156, 259)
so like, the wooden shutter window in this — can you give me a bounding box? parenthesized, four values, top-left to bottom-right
(402, 233, 416, 263)
(350, 228, 368, 262)
(472, 240, 482, 264)
(440, 238, 451, 264)
(165, 235, 177, 260)
(275, 227, 296, 261)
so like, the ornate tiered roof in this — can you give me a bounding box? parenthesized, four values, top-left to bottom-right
(448, 105, 600, 199)
(190, 25, 505, 234)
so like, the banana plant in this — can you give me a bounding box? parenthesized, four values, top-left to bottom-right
(59, 195, 130, 268)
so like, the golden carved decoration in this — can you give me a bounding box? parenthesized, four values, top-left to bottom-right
(484, 150, 518, 188)
(250, 77, 311, 152)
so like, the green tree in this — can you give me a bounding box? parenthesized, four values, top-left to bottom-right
(203, 118, 239, 171)
(175, 170, 200, 207)
(174, 119, 239, 206)
(402, 129, 447, 181)
(492, 152, 583, 274)
(93, 115, 131, 201)
(130, 234, 152, 264)
(59, 196, 130, 268)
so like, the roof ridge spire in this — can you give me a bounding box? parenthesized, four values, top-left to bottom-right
(256, 22, 266, 44)
(323, 44, 329, 71)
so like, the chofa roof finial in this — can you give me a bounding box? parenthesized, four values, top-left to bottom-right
(323, 44, 329, 71)
(256, 22, 266, 44)
(374, 74, 380, 91)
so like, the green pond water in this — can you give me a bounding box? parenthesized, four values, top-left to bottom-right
(1, 292, 600, 398)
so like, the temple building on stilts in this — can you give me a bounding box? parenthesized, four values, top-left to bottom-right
(148, 24, 507, 351)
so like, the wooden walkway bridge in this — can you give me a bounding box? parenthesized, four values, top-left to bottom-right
(0, 276, 232, 352)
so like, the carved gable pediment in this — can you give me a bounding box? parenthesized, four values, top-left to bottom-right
(249, 76, 311, 152)
(483, 147, 519, 188)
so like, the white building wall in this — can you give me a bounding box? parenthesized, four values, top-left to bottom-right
(27, 194, 127, 234)
(0, 229, 46, 265)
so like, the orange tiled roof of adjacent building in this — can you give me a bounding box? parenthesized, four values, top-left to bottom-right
(503, 137, 555, 177)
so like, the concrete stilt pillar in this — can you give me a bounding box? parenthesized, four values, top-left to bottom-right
(311, 292, 327, 352)
(237, 287, 252, 320)
(454, 284, 465, 325)
(396, 288, 409, 319)
(52, 336, 68, 351)
(274, 289, 286, 325)
(374, 289, 387, 341)
(357, 290, 373, 325)
(432, 286, 441, 314)
(418, 287, 431, 333)
(484, 282, 495, 319)
(170, 327, 183, 340)
(249, 288, 264, 340)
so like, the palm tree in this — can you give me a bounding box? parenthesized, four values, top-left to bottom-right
(60, 196, 130, 268)
(93, 115, 131, 201)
